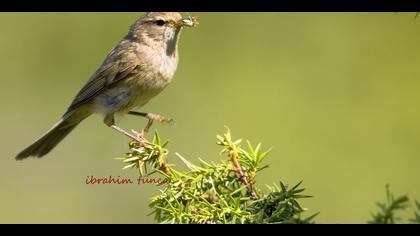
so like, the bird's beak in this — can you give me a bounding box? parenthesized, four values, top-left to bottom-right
(176, 16, 199, 28)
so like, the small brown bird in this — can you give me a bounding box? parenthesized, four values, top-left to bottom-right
(16, 12, 198, 160)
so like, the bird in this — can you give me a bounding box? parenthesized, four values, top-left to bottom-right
(16, 12, 198, 160)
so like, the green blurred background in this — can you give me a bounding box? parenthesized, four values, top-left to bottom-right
(1, 12, 420, 223)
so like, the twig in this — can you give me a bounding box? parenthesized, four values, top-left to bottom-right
(228, 148, 258, 199)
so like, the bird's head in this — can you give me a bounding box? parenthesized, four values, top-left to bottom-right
(128, 12, 198, 56)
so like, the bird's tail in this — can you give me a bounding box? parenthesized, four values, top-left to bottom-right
(16, 112, 88, 160)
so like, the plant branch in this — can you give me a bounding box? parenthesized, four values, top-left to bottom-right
(116, 128, 315, 224)
(227, 142, 257, 199)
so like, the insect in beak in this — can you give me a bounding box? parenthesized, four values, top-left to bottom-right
(177, 16, 199, 28)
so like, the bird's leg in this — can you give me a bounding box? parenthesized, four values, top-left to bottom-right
(104, 114, 142, 142)
(111, 125, 142, 142)
(128, 111, 174, 133)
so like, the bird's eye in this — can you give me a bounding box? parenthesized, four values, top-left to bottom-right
(155, 20, 166, 26)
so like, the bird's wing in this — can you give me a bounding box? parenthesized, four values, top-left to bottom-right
(64, 46, 139, 115)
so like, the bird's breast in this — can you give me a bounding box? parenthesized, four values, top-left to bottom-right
(151, 50, 179, 84)
(121, 50, 179, 112)
(134, 43, 179, 86)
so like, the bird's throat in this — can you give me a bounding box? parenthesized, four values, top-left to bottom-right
(165, 28, 181, 57)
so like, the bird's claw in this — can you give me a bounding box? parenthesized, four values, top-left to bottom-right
(147, 113, 173, 124)
(142, 113, 174, 133)
(131, 129, 145, 142)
